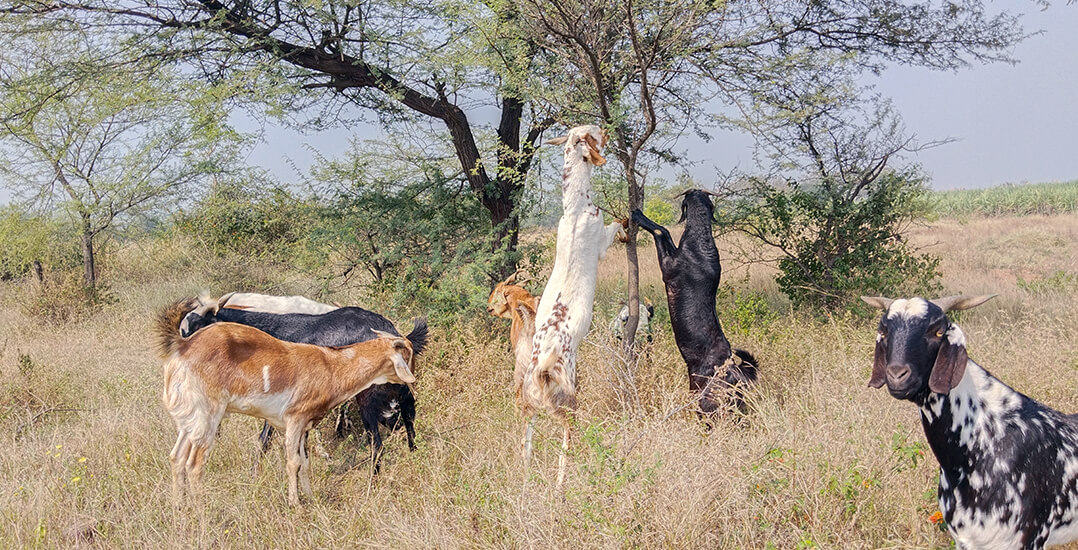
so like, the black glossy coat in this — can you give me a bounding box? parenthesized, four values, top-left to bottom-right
(632, 190, 758, 417)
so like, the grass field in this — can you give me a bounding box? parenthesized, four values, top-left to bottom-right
(2, 212, 1078, 548)
(932, 180, 1078, 218)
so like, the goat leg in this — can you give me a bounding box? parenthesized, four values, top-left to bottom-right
(556, 421, 570, 489)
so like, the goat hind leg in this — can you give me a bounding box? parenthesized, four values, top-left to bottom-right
(169, 432, 192, 500)
(556, 421, 570, 488)
(520, 415, 536, 468)
(298, 428, 313, 499)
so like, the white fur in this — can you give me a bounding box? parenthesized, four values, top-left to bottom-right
(887, 297, 929, 320)
(224, 292, 337, 315)
(522, 124, 624, 486)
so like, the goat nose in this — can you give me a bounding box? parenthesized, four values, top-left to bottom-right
(886, 364, 911, 384)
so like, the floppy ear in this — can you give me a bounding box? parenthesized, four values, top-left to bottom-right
(390, 339, 416, 384)
(582, 134, 607, 166)
(929, 326, 968, 394)
(868, 334, 888, 389)
(546, 135, 568, 146)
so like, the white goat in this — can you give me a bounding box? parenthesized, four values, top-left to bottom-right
(523, 124, 626, 487)
(222, 292, 338, 314)
(155, 299, 416, 506)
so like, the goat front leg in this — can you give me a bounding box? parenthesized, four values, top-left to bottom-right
(283, 421, 305, 507)
(632, 209, 677, 260)
(598, 219, 628, 260)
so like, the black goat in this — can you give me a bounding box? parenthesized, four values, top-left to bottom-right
(865, 294, 1078, 550)
(632, 190, 758, 418)
(184, 303, 427, 472)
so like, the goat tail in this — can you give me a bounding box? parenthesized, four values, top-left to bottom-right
(406, 317, 429, 356)
(730, 349, 760, 384)
(526, 348, 578, 414)
(155, 297, 199, 359)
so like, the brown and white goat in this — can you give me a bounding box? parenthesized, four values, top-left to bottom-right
(487, 272, 540, 429)
(527, 124, 627, 487)
(154, 299, 416, 506)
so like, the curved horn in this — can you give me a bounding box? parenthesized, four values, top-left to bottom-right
(861, 296, 895, 311)
(931, 294, 997, 313)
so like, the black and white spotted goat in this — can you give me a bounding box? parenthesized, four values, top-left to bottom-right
(864, 294, 1078, 550)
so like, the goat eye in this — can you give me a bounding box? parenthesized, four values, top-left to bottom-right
(935, 330, 944, 338)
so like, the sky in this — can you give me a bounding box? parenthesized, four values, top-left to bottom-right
(1, 3, 1074, 206)
(232, 3, 1077, 193)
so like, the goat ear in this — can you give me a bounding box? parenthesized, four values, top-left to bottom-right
(371, 329, 396, 339)
(390, 339, 416, 384)
(545, 135, 568, 146)
(868, 336, 888, 389)
(929, 326, 968, 394)
(583, 134, 607, 166)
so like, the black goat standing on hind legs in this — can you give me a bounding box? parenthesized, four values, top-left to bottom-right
(632, 189, 758, 422)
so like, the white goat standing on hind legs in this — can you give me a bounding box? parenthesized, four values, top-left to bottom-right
(523, 124, 627, 488)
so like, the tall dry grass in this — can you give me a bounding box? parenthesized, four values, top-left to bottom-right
(1, 215, 1078, 548)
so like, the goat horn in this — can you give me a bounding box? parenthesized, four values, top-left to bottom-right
(931, 294, 997, 313)
(217, 291, 236, 309)
(860, 296, 894, 311)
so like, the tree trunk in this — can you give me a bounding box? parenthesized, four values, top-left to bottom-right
(80, 220, 96, 293)
(621, 169, 645, 352)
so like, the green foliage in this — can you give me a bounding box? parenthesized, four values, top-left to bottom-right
(175, 178, 318, 263)
(724, 99, 942, 313)
(720, 288, 780, 337)
(933, 180, 1078, 218)
(308, 149, 518, 324)
(1017, 270, 1078, 294)
(732, 169, 941, 312)
(642, 196, 675, 226)
(0, 206, 80, 280)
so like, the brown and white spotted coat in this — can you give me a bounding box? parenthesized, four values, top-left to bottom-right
(521, 124, 626, 486)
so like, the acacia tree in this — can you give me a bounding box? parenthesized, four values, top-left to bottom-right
(0, 28, 237, 291)
(518, 0, 1024, 340)
(722, 95, 943, 311)
(2, 0, 558, 278)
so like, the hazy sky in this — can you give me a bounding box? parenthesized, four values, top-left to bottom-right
(1, 3, 1074, 206)
(235, 3, 1076, 193)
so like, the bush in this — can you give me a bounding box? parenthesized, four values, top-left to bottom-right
(730, 169, 940, 312)
(174, 178, 319, 264)
(0, 207, 80, 280)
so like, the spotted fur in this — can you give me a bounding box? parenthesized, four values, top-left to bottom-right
(866, 295, 1078, 550)
(525, 124, 626, 486)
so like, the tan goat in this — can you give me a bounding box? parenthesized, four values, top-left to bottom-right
(154, 299, 417, 506)
(486, 272, 541, 442)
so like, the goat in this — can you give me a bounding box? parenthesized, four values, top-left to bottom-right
(610, 298, 654, 345)
(632, 190, 758, 419)
(181, 296, 427, 472)
(154, 298, 417, 506)
(525, 124, 627, 487)
(178, 292, 336, 338)
(487, 271, 539, 423)
(864, 294, 1078, 550)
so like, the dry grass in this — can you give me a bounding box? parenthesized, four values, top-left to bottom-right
(2, 215, 1078, 549)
